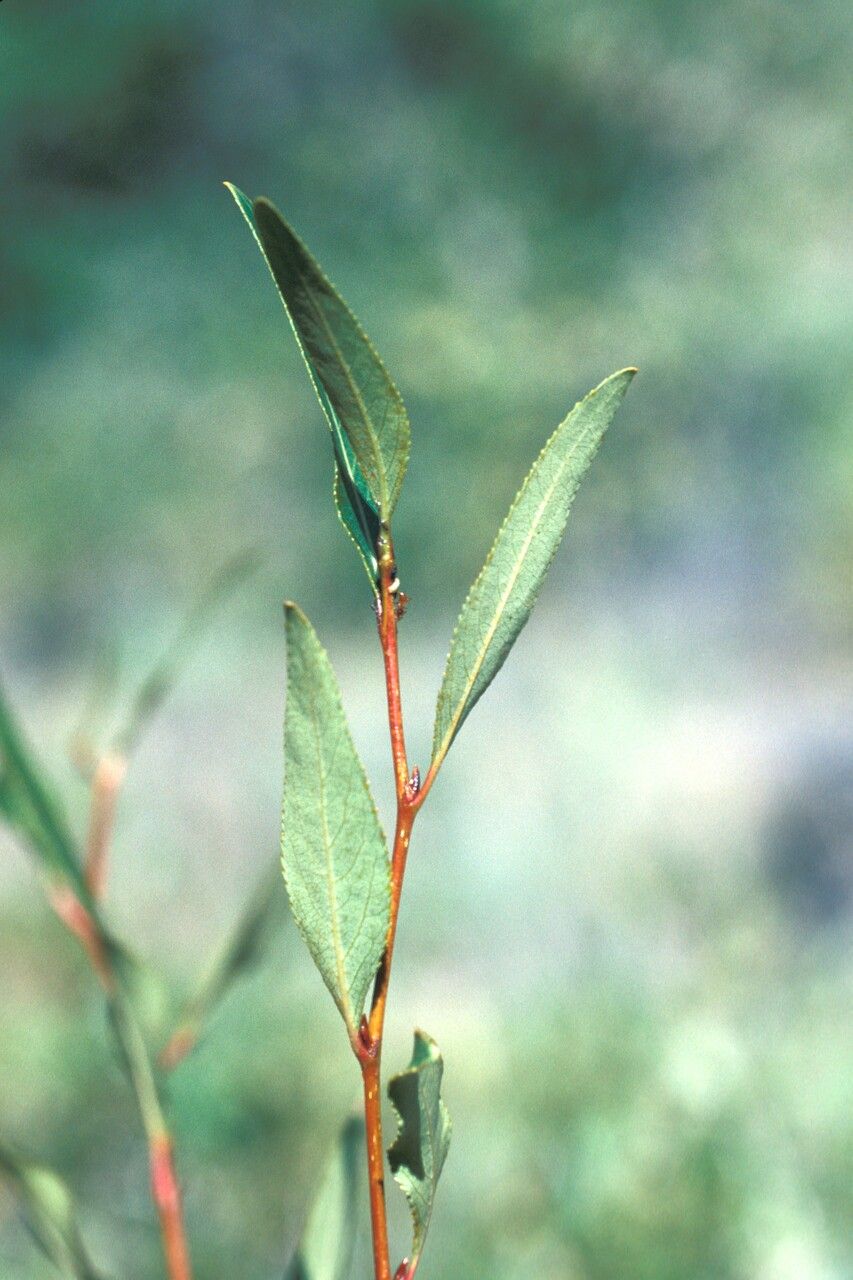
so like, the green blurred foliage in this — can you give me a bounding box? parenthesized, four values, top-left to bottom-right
(1, 1, 850, 1278)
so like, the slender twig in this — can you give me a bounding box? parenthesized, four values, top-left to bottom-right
(355, 529, 426, 1280)
(376, 531, 410, 803)
(84, 752, 127, 898)
(358, 1047, 392, 1280)
(47, 783, 193, 1280)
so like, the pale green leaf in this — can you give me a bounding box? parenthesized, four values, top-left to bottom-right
(432, 368, 635, 772)
(0, 1144, 106, 1279)
(282, 604, 390, 1038)
(388, 1030, 451, 1272)
(284, 1117, 364, 1280)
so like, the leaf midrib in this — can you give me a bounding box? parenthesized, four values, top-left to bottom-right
(307, 680, 354, 1034)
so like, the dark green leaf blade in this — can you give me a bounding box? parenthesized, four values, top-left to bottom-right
(225, 183, 410, 524)
(0, 1144, 106, 1279)
(282, 604, 390, 1039)
(388, 1031, 451, 1273)
(284, 1117, 364, 1280)
(432, 368, 636, 773)
(333, 463, 381, 589)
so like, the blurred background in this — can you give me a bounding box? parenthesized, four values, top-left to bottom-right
(1, 1, 851, 1277)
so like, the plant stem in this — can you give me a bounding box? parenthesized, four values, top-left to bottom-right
(150, 1134, 193, 1280)
(360, 1052, 391, 1280)
(377, 532, 410, 802)
(84, 752, 127, 897)
(48, 774, 193, 1280)
(357, 532, 423, 1280)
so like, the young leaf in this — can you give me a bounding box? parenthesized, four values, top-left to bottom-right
(0, 679, 91, 904)
(0, 1144, 105, 1279)
(225, 183, 409, 534)
(282, 604, 391, 1040)
(283, 1117, 364, 1280)
(159, 863, 282, 1069)
(432, 368, 635, 773)
(388, 1031, 451, 1276)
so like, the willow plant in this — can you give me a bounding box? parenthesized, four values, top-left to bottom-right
(227, 185, 635, 1280)
(0, 187, 633, 1280)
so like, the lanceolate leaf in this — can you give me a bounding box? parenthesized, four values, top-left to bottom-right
(284, 1117, 364, 1280)
(226, 183, 408, 577)
(159, 863, 282, 1068)
(0, 679, 91, 904)
(282, 604, 390, 1039)
(432, 368, 635, 773)
(0, 1144, 105, 1279)
(388, 1031, 451, 1274)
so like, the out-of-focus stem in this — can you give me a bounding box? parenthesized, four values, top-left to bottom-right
(84, 752, 127, 898)
(46, 785, 193, 1279)
(151, 1134, 193, 1280)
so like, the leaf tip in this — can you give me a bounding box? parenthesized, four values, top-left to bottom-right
(283, 600, 309, 631)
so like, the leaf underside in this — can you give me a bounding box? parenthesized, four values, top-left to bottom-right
(282, 604, 390, 1039)
(284, 1117, 364, 1280)
(388, 1030, 451, 1271)
(226, 183, 409, 584)
(432, 368, 636, 769)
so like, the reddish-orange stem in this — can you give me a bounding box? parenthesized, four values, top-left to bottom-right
(150, 1135, 192, 1280)
(368, 803, 414, 1043)
(48, 762, 193, 1280)
(158, 1022, 198, 1072)
(377, 537, 409, 802)
(358, 532, 426, 1280)
(49, 886, 114, 990)
(360, 1051, 391, 1280)
(84, 752, 127, 898)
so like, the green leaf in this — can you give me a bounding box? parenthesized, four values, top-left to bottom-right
(0, 1144, 105, 1279)
(432, 368, 635, 772)
(284, 1117, 364, 1280)
(333, 464, 382, 590)
(388, 1031, 451, 1274)
(282, 604, 390, 1039)
(225, 183, 409, 549)
(0, 678, 91, 904)
(160, 863, 282, 1067)
(227, 183, 382, 586)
